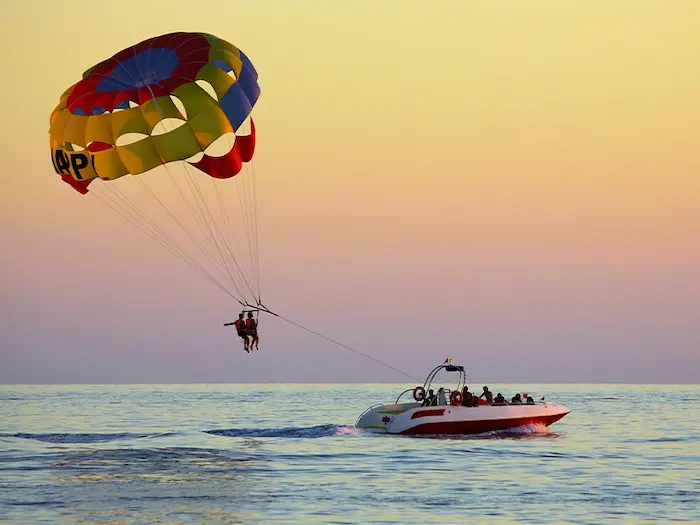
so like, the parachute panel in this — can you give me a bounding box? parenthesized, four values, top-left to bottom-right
(140, 97, 186, 128)
(150, 124, 202, 164)
(116, 139, 162, 175)
(84, 114, 115, 146)
(195, 63, 236, 100)
(93, 148, 129, 181)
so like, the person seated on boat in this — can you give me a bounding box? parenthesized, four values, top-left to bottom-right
(437, 388, 447, 406)
(245, 312, 259, 351)
(479, 386, 493, 404)
(493, 392, 506, 405)
(526, 395, 535, 405)
(461, 386, 473, 407)
(421, 389, 436, 407)
(510, 393, 522, 405)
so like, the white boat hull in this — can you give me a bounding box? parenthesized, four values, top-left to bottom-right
(356, 402, 570, 435)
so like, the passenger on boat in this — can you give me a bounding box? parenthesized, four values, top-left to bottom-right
(461, 386, 473, 407)
(493, 392, 506, 405)
(511, 393, 522, 405)
(479, 386, 493, 404)
(437, 388, 447, 406)
(526, 395, 535, 405)
(421, 389, 436, 407)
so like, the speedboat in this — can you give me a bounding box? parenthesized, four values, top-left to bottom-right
(355, 361, 571, 435)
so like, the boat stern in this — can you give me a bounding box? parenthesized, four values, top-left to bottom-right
(355, 403, 417, 433)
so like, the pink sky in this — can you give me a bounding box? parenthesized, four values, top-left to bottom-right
(1, 1, 698, 384)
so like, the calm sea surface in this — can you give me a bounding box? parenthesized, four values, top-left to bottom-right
(1, 384, 698, 524)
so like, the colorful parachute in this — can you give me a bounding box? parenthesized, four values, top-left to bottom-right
(48, 32, 264, 308)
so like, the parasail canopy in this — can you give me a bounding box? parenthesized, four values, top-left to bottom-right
(49, 32, 264, 309)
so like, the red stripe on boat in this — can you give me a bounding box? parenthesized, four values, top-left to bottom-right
(411, 409, 446, 419)
(402, 412, 569, 434)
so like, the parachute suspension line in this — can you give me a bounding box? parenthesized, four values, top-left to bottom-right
(251, 157, 262, 305)
(156, 171, 231, 275)
(235, 162, 260, 304)
(166, 164, 252, 301)
(234, 168, 253, 293)
(90, 187, 243, 304)
(178, 164, 236, 282)
(140, 164, 238, 293)
(157, 145, 255, 303)
(210, 176, 246, 277)
(181, 162, 258, 302)
(209, 174, 256, 300)
(130, 174, 246, 299)
(145, 81, 255, 303)
(141, 84, 259, 305)
(97, 68, 244, 298)
(185, 164, 255, 305)
(94, 180, 210, 276)
(148, 120, 243, 298)
(237, 164, 256, 301)
(92, 185, 192, 267)
(100, 47, 245, 302)
(268, 311, 423, 383)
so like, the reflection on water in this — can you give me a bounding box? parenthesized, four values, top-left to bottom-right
(1, 384, 698, 524)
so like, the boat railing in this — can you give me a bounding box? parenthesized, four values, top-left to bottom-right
(395, 388, 415, 404)
(355, 403, 385, 427)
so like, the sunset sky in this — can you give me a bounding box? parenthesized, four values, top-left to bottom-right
(1, 1, 698, 384)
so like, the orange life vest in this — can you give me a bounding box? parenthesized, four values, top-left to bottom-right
(234, 318, 245, 331)
(245, 318, 257, 329)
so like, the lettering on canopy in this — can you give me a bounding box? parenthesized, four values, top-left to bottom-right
(51, 148, 98, 181)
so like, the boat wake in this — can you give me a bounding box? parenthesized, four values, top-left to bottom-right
(506, 422, 553, 434)
(1, 424, 555, 444)
(0, 432, 179, 443)
(485, 422, 559, 439)
(205, 424, 360, 439)
(203, 423, 557, 440)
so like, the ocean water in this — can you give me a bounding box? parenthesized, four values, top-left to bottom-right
(1, 383, 698, 524)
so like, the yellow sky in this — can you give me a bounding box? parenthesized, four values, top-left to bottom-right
(1, 1, 699, 382)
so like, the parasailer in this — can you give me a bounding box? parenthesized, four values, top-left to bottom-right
(48, 32, 266, 332)
(245, 311, 259, 350)
(224, 313, 250, 352)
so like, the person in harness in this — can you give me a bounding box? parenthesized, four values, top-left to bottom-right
(224, 313, 250, 352)
(245, 311, 259, 351)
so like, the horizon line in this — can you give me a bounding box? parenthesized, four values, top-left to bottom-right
(2, 381, 698, 387)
